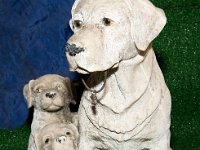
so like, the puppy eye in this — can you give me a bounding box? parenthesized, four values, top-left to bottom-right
(56, 84, 63, 90)
(66, 132, 71, 135)
(35, 88, 42, 93)
(102, 18, 112, 26)
(44, 138, 50, 144)
(72, 20, 83, 30)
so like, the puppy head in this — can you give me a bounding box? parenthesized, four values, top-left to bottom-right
(66, 0, 166, 74)
(34, 123, 79, 150)
(23, 74, 75, 111)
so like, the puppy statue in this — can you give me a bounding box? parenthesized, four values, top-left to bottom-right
(34, 123, 79, 150)
(23, 74, 77, 150)
(66, 0, 171, 149)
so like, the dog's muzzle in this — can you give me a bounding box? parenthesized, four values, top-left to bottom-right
(46, 92, 56, 99)
(65, 43, 85, 56)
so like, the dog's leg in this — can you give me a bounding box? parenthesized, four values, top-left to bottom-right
(154, 130, 172, 150)
(78, 105, 111, 150)
(78, 105, 95, 150)
(140, 130, 171, 150)
(78, 134, 93, 150)
(79, 133, 110, 150)
(27, 134, 37, 150)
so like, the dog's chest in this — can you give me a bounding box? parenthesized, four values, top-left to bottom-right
(81, 70, 162, 141)
(31, 109, 70, 134)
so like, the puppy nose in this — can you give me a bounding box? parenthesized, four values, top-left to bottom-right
(65, 43, 84, 56)
(45, 92, 56, 99)
(56, 136, 67, 144)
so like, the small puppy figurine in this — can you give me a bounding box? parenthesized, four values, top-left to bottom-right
(23, 74, 77, 150)
(34, 123, 79, 150)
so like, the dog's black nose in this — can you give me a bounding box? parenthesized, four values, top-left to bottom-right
(46, 92, 56, 99)
(65, 43, 84, 56)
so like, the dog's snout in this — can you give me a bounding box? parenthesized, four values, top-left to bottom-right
(65, 43, 85, 56)
(46, 92, 56, 99)
(56, 136, 67, 144)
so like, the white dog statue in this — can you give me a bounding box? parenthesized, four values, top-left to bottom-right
(34, 123, 79, 150)
(23, 74, 77, 150)
(66, 0, 171, 149)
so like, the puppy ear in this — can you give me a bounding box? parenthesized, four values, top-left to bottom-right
(65, 77, 77, 105)
(127, 0, 167, 51)
(67, 123, 79, 141)
(23, 80, 35, 108)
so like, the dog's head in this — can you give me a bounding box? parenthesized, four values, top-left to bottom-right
(23, 74, 75, 111)
(66, 0, 166, 74)
(34, 123, 79, 150)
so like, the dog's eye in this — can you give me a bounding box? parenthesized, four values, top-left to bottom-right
(35, 88, 42, 93)
(72, 20, 83, 30)
(102, 18, 112, 26)
(44, 138, 50, 144)
(57, 84, 63, 90)
(66, 132, 71, 136)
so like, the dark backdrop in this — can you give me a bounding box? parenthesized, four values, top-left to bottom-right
(0, 0, 200, 149)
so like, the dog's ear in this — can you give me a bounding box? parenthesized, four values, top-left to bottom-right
(23, 80, 35, 108)
(66, 123, 79, 141)
(65, 77, 77, 105)
(126, 0, 166, 51)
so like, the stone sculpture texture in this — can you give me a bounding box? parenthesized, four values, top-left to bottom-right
(23, 74, 78, 150)
(66, 0, 171, 149)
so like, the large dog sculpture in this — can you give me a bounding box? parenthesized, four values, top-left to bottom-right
(66, 0, 171, 149)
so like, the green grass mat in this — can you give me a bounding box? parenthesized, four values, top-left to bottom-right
(0, 1, 200, 150)
(153, 6, 200, 150)
(0, 124, 30, 150)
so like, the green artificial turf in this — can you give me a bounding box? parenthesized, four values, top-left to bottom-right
(0, 0, 200, 150)
(152, 1, 200, 149)
(0, 124, 30, 150)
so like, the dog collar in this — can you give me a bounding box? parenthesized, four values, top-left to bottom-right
(81, 71, 107, 115)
